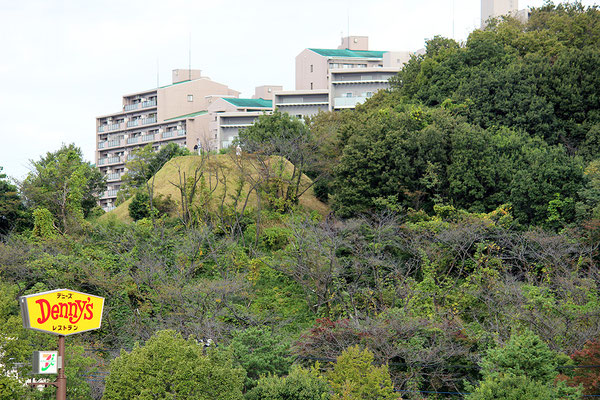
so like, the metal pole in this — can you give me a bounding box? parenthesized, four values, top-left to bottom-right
(56, 335, 66, 400)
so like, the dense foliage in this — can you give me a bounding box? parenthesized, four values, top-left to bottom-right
(20, 144, 105, 233)
(1, 4, 599, 400)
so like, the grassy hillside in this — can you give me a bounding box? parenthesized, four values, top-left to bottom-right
(105, 153, 329, 222)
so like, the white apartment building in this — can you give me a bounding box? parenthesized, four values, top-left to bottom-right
(275, 36, 414, 119)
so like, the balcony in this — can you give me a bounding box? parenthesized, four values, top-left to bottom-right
(142, 100, 157, 108)
(162, 131, 175, 139)
(108, 123, 121, 131)
(97, 158, 107, 166)
(177, 129, 186, 137)
(127, 137, 139, 144)
(127, 120, 139, 127)
(124, 103, 139, 111)
(98, 142, 106, 149)
(98, 126, 105, 132)
(141, 117, 157, 125)
(333, 96, 368, 108)
(107, 139, 121, 148)
(141, 134, 155, 142)
(107, 156, 121, 165)
(105, 189, 118, 197)
(107, 172, 121, 181)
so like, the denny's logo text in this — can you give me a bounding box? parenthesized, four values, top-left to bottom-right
(20, 289, 104, 336)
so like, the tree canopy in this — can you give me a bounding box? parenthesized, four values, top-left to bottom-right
(20, 144, 105, 233)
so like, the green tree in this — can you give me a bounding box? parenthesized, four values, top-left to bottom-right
(121, 143, 190, 191)
(128, 191, 150, 221)
(102, 330, 245, 400)
(120, 143, 188, 224)
(467, 330, 580, 399)
(229, 326, 292, 390)
(245, 365, 330, 400)
(21, 144, 105, 233)
(327, 346, 398, 400)
(237, 110, 321, 208)
(466, 374, 555, 400)
(32, 207, 57, 238)
(0, 166, 28, 235)
(390, 5, 600, 158)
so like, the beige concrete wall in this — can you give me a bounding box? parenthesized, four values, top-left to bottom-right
(184, 114, 212, 151)
(172, 69, 202, 83)
(295, 49, 329, 90)
(253, 85, 283, 100)
(338, 36, 368, 50)
(481, 0, 518, 26)
(383, 51, 411, 69)
(157, 78, 240, 121)
(207, 97, 239, 113)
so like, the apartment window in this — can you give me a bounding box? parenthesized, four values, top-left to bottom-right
(310, 64, 313, 73)
(366, 92, 373, 98)
(310, 82, 313, 90)
(344, 92, 353, 98)
(187, 94, 194, 102)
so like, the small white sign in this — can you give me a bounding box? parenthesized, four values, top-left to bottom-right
(33, 351, 58, 374)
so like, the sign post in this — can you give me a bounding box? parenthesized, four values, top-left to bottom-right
(20, 289, 104, 400)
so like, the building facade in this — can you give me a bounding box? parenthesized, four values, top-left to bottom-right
(207, 97, 273, 149)
(95, 69, 240, 210)
(276, 36, 413, 119)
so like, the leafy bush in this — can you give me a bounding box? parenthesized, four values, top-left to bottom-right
(103, 330, 244, 400)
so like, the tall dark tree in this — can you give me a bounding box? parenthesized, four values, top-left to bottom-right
(0, 167, 29, 236)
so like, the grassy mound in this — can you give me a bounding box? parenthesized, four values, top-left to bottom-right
(105, 153, 329, 222)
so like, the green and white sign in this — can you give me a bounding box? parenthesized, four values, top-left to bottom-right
(32, 351, 59, 374)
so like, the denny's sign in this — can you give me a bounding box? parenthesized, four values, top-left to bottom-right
(20, 289, 104, 336)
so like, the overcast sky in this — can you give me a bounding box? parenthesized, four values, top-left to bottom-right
(0, 0, 597, 181)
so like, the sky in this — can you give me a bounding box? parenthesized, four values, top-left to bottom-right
(0, 0, 597, 181)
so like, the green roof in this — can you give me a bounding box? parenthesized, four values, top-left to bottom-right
(223, 98, 272, 108)
(164, 110, 208, 121)
(308, 48, 387, 59)
(159, 79, 191, 89)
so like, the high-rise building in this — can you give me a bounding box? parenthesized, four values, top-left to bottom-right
(95, 69, 240, 211)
